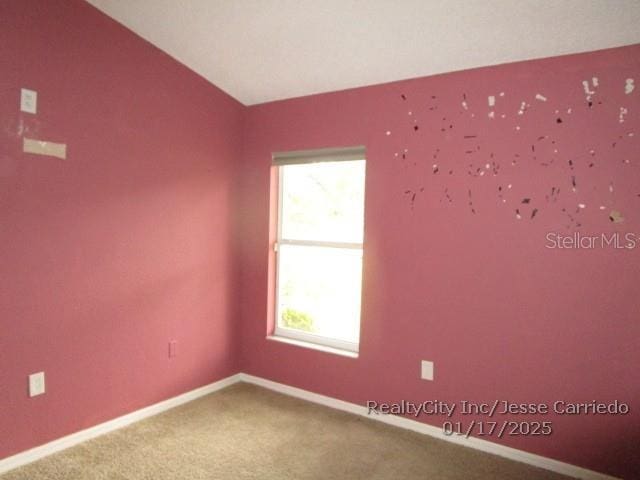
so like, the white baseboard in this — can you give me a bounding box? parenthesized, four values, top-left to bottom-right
(0, 372, 620, 480)
(0, 374, 242, 475)
(238, 373, 620, 480)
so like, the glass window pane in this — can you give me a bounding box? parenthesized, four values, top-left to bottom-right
(276, 244, 362, 344)
(281, 160, 365, 244)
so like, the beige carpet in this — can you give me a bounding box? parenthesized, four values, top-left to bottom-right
(2, 383, 570, 479)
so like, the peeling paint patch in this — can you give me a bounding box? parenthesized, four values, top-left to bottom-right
(461, 93, 469, 110)
(609, 210, 624, 223)
(517, 101, 527, 115)
(535, 94, 547, 102)
(619, 107, 628, 123)
(488, 95, 496, 107)
(625, 78, 635, 94)
(582, 78, 598, 103)
(582, 80, 595, 96)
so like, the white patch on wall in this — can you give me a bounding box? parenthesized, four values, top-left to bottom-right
(625, 78, 635, 94)
(535, 93, 547, 102)
(619, 107, 628, 123)
(582, 80, 595, 95)
(488, 95, 496, 107)
(488, 111, 495, 119)
(517, 101, 527, 115)
(461, 100, 468, 110)
(582, 78, 598, 102)
(22, 138, 67, 159)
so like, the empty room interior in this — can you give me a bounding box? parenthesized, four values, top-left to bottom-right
(1, 1, 639, 479)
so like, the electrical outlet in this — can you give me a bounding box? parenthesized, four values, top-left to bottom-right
(20, 88, 37, 114)
(29, 372, 45, 397)
(168, 340, 177, 358)
(421, 360, 434, 381)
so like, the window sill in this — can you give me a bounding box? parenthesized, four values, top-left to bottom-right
(266, 335, 359, 358)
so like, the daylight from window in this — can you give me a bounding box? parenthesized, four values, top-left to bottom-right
(276, 160, 365, 350)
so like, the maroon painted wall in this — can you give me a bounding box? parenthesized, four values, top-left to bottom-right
(238, 45, 640, 478)
(0, 0, 243, 459)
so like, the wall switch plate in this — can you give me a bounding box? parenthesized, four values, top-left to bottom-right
(29, 372, 46, 397)
(421, 360, 434, 381)
(168, 340, 177, 358)
(20, 88, 37, 114)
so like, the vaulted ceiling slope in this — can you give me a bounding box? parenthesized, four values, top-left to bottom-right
(87, 0, 640, 105)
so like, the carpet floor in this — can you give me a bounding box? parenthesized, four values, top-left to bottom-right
(1, 383, 570, 479)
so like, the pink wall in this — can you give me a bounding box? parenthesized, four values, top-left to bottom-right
(239, 45, 640, 478)
(0, 0, 243, 459)
(2, 1, 638, 477)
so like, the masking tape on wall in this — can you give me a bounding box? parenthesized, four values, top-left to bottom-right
(23, 138, 67, 160)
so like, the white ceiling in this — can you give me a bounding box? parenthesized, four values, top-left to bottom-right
(86, 0, 640, 106)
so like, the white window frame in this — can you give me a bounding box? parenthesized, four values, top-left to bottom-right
(272, 146, 366, 354)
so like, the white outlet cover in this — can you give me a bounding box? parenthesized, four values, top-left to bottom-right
(421, 360, 434, 381)
(20, 88, 37, 114)
(29, 371, 46, 397)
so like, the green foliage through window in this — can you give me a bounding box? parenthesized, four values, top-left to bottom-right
(281, 308, 314, 332)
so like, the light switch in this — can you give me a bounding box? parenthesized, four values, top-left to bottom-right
(20, 88, 37, 114)
(29, 371, 46, 397)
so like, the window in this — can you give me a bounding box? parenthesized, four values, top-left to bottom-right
(272, 146, 366, 353)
